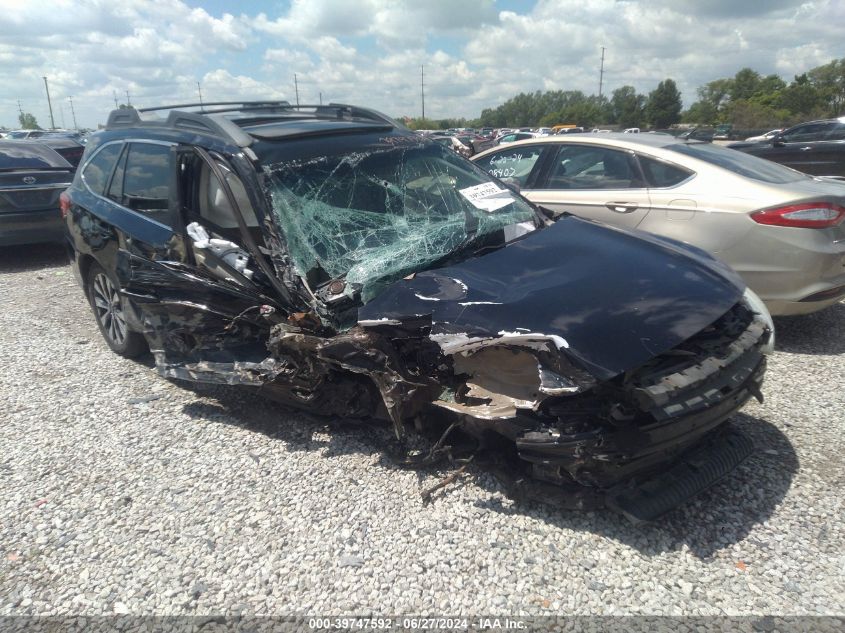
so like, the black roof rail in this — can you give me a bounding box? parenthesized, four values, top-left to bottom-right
(136, 100, 292, 113)
(105, 107, 254, 147)
(103, 102, 403, 147)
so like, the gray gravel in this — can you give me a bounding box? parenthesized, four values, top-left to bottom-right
(1, 244, 843, 616)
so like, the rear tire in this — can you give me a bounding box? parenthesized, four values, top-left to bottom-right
(86, 262, 147, 358)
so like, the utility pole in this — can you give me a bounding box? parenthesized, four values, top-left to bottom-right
(319, 92, 322, 105)
(42, 76, 56, 129)
(294, 73, 300, 106)
(17, 100, 24, 116)
(113, 90, 119, 108)
(197, 81, 203, 107)
(420, 65, 425, 120)
(598, 47, 606, 100)
(125, 90, 131, 107)
(68, 95, 78, 130)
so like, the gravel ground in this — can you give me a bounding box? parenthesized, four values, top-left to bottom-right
(0, 244, 843, 617)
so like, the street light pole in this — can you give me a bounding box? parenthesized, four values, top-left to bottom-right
(42, 76, 56, 129)
(68, 95, 78, 130)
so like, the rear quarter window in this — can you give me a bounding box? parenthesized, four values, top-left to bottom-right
(82, 143, 123, 195)
(638, 155, 694, 187)
(667, 142, 805, 184)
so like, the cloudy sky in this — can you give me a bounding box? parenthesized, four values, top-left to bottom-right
(0, 0, 842, 129)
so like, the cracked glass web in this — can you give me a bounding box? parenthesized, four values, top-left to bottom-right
(263, 142, 537, 303)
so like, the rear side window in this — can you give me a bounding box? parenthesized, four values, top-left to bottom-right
(827, 122, 845, 141)
(122, 143, 172, 220)
(0, 142, 70, 170)
(82, 143, 123, 194)
(638, 155, 693, 187)
(666, 143, 805, 183)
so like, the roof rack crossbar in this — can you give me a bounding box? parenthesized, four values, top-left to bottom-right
(136, 101, 291, 113)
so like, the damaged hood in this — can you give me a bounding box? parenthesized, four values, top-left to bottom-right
(359, 216, 745, 380)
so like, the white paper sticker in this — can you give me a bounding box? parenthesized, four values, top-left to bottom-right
(458, 182, 514, 212)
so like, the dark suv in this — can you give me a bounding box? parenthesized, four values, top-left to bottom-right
(730, 117, 845, 177)
(62, 102, 773, 522)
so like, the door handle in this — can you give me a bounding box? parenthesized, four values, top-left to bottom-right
(605, 202, 638, 213)
(800, 146, 812, 151)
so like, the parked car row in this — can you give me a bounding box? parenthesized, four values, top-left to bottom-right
(56, 101, 776, 523)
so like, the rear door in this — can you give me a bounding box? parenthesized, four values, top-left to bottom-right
(527, 142, 652, 229)
(812, 120, 845, 177)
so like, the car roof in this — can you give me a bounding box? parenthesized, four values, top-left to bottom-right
(474, 132, 704, 157)
(103, 102, 404, 148)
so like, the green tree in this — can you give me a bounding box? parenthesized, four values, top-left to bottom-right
(807, 58, 845, 116)
(682, 101, 718, 125)
(18, 112, 39, 129)
(645, 79, 682, 128)
(698, 78, 733, 111)
(610, 86, 645, 127)
(730, 68, 762, 102)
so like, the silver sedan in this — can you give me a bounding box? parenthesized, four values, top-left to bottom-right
(472, 134, 845, 315)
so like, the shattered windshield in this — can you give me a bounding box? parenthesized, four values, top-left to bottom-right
(262, 139, 538, 303)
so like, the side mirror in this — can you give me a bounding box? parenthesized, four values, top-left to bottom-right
(500, 177, 521, 193)
(772, 133, 785, 147)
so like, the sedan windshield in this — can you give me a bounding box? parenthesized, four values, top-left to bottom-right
(263, 140, 538, 302)
(667, 142, 806, 184)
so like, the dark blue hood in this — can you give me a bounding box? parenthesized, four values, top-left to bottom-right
(359, 216, 745, 380)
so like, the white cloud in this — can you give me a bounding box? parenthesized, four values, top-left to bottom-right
(0, 0, 841, 129)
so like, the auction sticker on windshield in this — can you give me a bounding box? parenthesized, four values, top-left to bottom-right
(458, 182, 513, 212)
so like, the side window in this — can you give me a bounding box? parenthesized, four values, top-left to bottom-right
(782, 122, 835, 143)
(122, 143, 172, 224)
(638, 155, 694, 188)
(540, 145, 642, 190)
(474, 145, 544, 187)
(825, 122, 845, 141)
(81, 143, 123, 195)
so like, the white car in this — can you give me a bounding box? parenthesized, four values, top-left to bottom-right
(472, 133, 845, 315)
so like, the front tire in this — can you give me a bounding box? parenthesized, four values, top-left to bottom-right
(86, 262, 147, 358)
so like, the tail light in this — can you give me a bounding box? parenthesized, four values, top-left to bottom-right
(751, 202, 845, 228)
(59, 191, 71, 219)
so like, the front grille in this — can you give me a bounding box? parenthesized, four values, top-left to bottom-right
(625, 301, 767, 421)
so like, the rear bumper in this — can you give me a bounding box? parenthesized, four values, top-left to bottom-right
(0, 209, 65, 246)
(723, 224, 845, 316)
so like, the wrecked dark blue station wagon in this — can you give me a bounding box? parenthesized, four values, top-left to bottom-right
(62, 103, 773, 522)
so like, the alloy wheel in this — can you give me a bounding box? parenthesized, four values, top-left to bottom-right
(92, 273, 127, 347)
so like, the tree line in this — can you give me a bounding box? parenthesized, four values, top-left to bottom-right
(406, 57, 845, 132)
